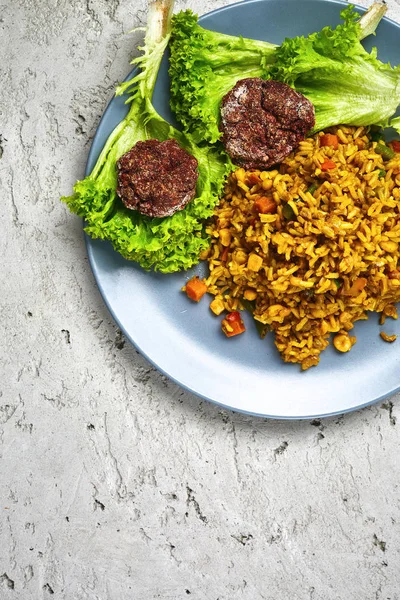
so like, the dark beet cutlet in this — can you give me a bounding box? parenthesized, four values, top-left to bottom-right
(116, 139, 199, 218)
(220, 78, 315, 169)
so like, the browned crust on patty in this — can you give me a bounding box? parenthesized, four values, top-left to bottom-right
(220, 78, 315, 169)
(116, 139, 199, 218)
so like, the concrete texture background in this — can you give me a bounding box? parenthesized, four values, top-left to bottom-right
(2, 0, 400, 598)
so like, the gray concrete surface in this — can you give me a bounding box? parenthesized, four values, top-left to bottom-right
(2, 0, 400, 598)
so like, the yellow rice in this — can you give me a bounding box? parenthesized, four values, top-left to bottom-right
(205, 126, 400, 370)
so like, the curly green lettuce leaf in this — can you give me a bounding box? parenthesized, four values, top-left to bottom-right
(389, 116, 400, 135)
(270, 5, 400, 133)
(67, 137, 230, 272)
(62, 0, 231, 273)
(169, 10, 277, 144)
(169, 3, 394, 143)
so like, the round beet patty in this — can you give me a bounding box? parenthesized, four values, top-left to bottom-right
(116, 139, 199, 218)
(220, 78, 315, 169)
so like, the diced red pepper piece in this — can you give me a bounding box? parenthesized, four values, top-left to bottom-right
(320, 134, 339, 149)
(253, 196, 277, 214)
(185, 276, 208, 302)
(320, 159, 336, 171)
(221, 311, 246, 337)
(226, 311, 241, 323)
(391, 140, 400, 153)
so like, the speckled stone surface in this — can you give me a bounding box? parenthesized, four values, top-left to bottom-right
(2, 0, 400, 598)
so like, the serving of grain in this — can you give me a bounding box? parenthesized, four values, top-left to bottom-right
(205, 126, 400, 369)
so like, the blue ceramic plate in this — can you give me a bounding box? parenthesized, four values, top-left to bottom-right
(85, 0, 400, 418)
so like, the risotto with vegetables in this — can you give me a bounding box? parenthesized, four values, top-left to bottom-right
(198, 126, 400, 370)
